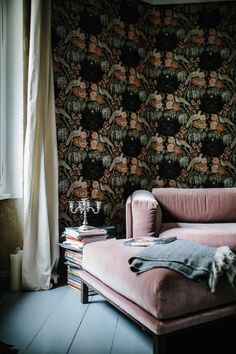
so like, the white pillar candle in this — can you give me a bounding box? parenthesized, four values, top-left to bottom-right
(10, 248, 23, 291)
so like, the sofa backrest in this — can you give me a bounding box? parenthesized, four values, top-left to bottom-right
(152, 188, 236, 223)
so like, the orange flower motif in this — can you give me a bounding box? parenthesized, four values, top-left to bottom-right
(90, 35, 97, 43)
(92, 132, 98, 140)
(80, 131, 87, 139)
(130, 120, 137, 129)
(169, 179, 176, 187)
(209, 29, 216, 35)
(215, 81, 224, 89)
(209, 78, 216, 87)
(193, 120, 206, 129)
(211, 165, 219, 173)
(95, 48, 103, 57)
(72, 87, 82, 96)
(218, 167, 225, 176)
(168, 137, 175, 143)
(91, 139, 98, 150)
(156, 144, 164, 152)
(158, 180, 165, 187)
(79, 90, 86, 99)
(135, 167, 143, 176)
(215, 38, 222, 47)
(72, 38, 85, 48)
(116, 163, 128, 173)
(216, 124, 224, 133)
(166, 101, 173, 110)
(165, 59, 172, 68)
(166, 51, 173, 59)
(115, 116, 127, 127)
(97, 192, 106, 201)
(211, 114, 218, 121)
(79, 33, 85, 40)
(167, 94, 173, 101)
(96, 144, 105, 153)
(129, 68, 135, 75)
(172, 103, 180, 112)
(131, 165, 137, 174)
(128, 31, 135, 40)
(173, 146, 182, 155)
(171, 62, 178, 70)
(167, 143, 174, 152)
(210, 121, 218, 130)
(74, 188, 88, 198)
(194, 163, 207, 173)
(73, 137, 87, 148)
(164, 17, 172, 26)
(92, 181, 99, 189)
(212, 157, 219, 165)
(201, 158, 207, 164)
(89, 43, 97, 53)
(91, 188, 99, 199)
(129, 75, 135, 84)
(208, 35, 216, 45)
(80, 81, 86, 90)
(192, 77, 205, 87)
(90, 91, 97, 101)
(96, 96, 104, 105)
(81, 181, 88, 189)
(115, 70, 126, 81)
(91, 83, 98, 91)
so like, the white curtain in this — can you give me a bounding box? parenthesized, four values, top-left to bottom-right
(22, 0, 59, 290)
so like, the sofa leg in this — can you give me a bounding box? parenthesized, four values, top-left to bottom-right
(153, 335, 166, 354)
(81, 280, 89, 304)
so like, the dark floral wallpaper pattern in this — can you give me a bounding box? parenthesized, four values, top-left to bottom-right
(52, 0, 236, 236)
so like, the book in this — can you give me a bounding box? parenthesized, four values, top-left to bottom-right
(59, 242, 84, 251)
(64, 227, 107, 239)
(123, 236, 177, 247)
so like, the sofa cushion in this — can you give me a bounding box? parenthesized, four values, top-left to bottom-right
(160, 222, 236, 251)
(126, 190, 162, 238)
(152, 188, 236, 223)
(82, 239, 236, 320)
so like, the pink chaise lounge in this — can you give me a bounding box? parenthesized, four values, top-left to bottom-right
(80, 188, 236, 353)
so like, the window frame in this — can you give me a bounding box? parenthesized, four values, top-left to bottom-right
(0, 0, 7, 195)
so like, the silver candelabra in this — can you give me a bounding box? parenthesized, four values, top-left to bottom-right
(69, 198, 102, 231)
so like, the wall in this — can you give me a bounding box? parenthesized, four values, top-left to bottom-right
(0, 199, 23, 284)
(52, 0, 236, 237)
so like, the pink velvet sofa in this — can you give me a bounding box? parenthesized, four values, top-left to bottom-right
(80, 188, 236, 353)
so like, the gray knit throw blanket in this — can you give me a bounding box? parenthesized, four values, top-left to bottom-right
(128, 239, 236, 293)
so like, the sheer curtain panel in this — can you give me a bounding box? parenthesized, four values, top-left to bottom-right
(22, 0, 59, 290)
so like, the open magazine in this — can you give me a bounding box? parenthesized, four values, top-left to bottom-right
(123, 236, 177, 247)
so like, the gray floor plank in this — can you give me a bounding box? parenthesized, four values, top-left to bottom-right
(68, 296, 118, 354)
(111, 313, 152, 354)
(0, 285, 68, 353)
(24, 286, 90, 354)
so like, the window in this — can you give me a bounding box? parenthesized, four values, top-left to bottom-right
(0, 0, 23, 199)
(0, 0, 7, 196)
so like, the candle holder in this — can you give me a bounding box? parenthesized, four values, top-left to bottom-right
(69, 198, 102, 231)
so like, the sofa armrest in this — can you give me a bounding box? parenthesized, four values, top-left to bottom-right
(126, 190, 162, 238)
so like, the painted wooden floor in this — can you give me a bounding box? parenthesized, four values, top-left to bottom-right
(0, 285, 152, 354)
(0, 284, 235, 354)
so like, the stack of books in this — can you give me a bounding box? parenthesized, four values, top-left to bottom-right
(59, 226, 108, 291)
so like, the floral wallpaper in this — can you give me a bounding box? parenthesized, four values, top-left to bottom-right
(52, 0, 236, 237)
